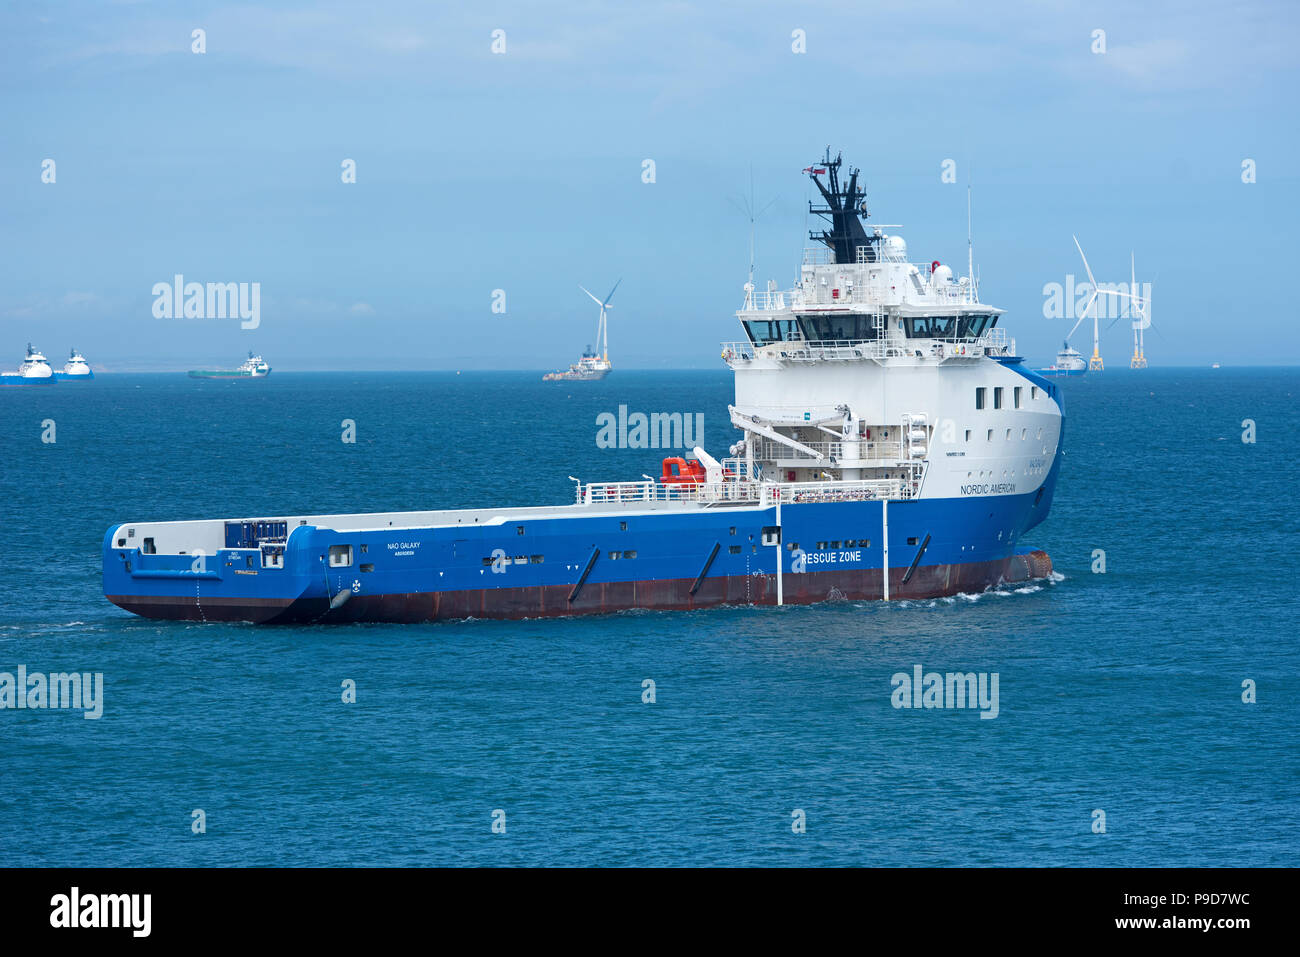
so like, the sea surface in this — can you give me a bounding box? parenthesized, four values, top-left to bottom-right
(1, 368, 1296, 866)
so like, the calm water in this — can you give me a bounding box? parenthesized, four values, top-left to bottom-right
(1, 369, 1296, 866)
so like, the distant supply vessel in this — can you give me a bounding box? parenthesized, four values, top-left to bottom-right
(103, 150, 1061, 624)
(543, 281, 618, 381)
(1, 344, 56, 387)
(52, 348, 94, 380)
(1040, 341, 1087, 377)
(188, 352, 271, 379)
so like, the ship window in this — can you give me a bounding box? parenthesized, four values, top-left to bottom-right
(116, 537, 126, 547)
(904, 316, 956, 338)
(481, 557, 493, 566)
(1006, 429, 1012, 440)
(360, 563, 374, 573)
(1021, 428, 1027, 440)
(516, 526, 525, 535)
(975, 387, 986, 410)
(861, 539, 871, 547)
(816, 541, 827, 550)
(360, 544, 368, 553)
(530, 555, 544, 563)
(786, 542, 799, 551)
(993, 387, 1003, 409)
(610, 551, 621, 560)
(623, 550, 636, 559)
(987, 429, 993, 441)
(955, 314, 991, 339)
(619, 522, 627, 531)
(245, 556, 255, 569)
(829, 541, 841, 549)
(907, 537, 918, 545)
(797, 315, 880, 341)
(142, 537, 156, 554)
(844, 539, 855, 547)
(729, 545, 742, 554)
(1031, 386, 1038, 400)
(743, 318, 802, 345)
(729, 527, 736, 536)
(964, 429, 971, 442)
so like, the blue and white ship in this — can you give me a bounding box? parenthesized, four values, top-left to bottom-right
(102, 151, 1062, 623)
(0, 344, 56, 387)
(1040, 341, 1087, 377)
(52, 348, 94, 380)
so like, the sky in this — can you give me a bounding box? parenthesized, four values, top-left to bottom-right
(2, 0, 1297, 370)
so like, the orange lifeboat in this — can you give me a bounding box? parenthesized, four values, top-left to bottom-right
(661, 457, 706, 485)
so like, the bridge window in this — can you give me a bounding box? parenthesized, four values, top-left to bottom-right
(797, 315, 881, 341)
(975, 387, 986, 409)
(1014, 387, 1022, 408)
(903, 316, 957, 338)
(955, 314, 992, 338)
(729, 545, 742, 554)
(993, 387, 1003, 409)
(743, 318, 802, 345)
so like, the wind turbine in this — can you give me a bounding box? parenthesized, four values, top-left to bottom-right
(1127, 252, 1150, 368)
(1068, 236, 1146, 372)
(579, 279, 620, 363)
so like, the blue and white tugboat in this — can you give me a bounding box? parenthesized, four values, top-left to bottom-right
(103, 151, 1062, 623)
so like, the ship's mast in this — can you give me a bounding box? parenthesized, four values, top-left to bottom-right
(807, 148, 875, 264)
(967, 184, 975, 301)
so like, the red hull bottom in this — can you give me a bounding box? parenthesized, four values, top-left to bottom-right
(108, 551, 1053, 625)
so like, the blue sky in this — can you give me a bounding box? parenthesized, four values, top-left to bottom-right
(2, 0, 1296, 369)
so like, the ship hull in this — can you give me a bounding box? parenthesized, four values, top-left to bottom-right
(107, 550, 1053, 624)
(104, 459, 1062, 625)
(543, 370, 609, 381)
(188, 370, 269, 379)
(0, 375, 56, 387)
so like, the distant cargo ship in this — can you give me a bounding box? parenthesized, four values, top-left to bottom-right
(543, 281, 618, 381)
(0, 344, 56, 387)
(188, 352, 271, 379)
(52, 348, 94, 380)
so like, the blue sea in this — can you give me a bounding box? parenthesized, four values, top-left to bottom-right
(1, 369, 1296, 866)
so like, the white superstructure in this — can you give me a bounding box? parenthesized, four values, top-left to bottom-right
(720, 152, 1061, 505)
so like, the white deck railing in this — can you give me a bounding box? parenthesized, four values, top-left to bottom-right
(748, 436, 905, 464)
(576, 477, 916, 507)
(722, 333, 1008, 364)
